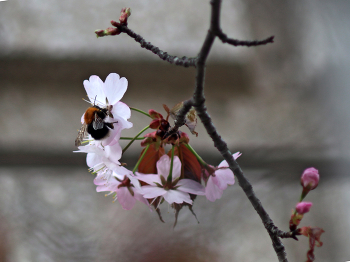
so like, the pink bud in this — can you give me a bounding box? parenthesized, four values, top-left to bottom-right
(301, 167, 319, 190)
(296, 201, 313, 214)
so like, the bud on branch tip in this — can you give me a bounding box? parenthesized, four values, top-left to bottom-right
(301, 167, 319, 190)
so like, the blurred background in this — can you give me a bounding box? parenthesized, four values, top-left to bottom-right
(0, 0, 349, 261)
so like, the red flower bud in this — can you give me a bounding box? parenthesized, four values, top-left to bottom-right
(106, 27, 120, 36)
(119, 7, 131, 24)
(111, 20, 121, 27)
(95, 29, 106, 37)
(149, 109, 163, 120)
(296, 201, 313, 214)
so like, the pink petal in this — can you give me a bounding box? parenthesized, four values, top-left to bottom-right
(163, 190, 192, 204)
(213, 168, 235, 190)
(205, 176, 223, 202)
(101, 126, 122, 147)
(171, 156, 182, 181)
(156, 155, 182, 181)
(95, 177, 120, 192)
(103, 73, 128, 105)
(156, 155, 171, 179)
(94, 172, 114, 186)
(135, 173, 161, 185)
(218, 152, 241, 168)
(126, 173, 142, 190)
(141, 186, 167, 199)
(176, 179, 205, 195)
(117, 187, 136, 210)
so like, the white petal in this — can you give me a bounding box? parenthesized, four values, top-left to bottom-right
(80, 113, 85, 124)
(75, 144, 101, 154)
(135, 173, 161, 185)
(113, 115, 133, 131)
(103, 73, 128, 105)
(176, 179, 205, 195)
(205, 176, 223, 202)
(84, 75, 106, 104)
(104, 143, 122, 164)
(141, 186, 167, 199)
(95, 177, 119, 192)
(163, 190, 192, 204)
(117, 187, 136, 210)
(86, 152, 103, 168)
(112, 101, 131, 120)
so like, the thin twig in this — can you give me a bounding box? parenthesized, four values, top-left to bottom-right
(118, 25, 197, 67)
(217, 31, 274, 46)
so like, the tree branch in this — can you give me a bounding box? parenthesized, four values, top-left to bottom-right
(192, 0, 288, 261)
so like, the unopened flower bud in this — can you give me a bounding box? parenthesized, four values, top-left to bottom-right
(301, 167, 319, 190)
(95, 29, 106, 38)
(119, 7, 131, 24)
(296, 201, 313, 214)
(106, 27, 120, 36)
(111, 20, 121, 27)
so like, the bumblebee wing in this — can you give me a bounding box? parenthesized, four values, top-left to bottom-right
(93, 112, 104, 130)
(75, 123, 87, 147)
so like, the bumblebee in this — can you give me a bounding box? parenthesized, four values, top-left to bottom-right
(75, 105, 115, 146)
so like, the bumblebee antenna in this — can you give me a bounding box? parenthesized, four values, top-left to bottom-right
(85, 96, 104, 107)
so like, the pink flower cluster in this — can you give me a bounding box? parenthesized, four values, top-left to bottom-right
(75, 73, 241, 215)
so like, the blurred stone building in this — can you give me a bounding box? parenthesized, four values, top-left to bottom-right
(0, 0, 349, 261)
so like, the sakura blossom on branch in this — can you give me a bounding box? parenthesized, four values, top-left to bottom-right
(204, 152, 242, 202)
(135, 154, 205, 205)
(75, 141, 124, 175)
(82, 73, 133, 146)
(94, 168, 149, 210)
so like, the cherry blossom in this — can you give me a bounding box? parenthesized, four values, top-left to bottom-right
(135, 155, 205, 205)
(94, 169, 149, 210)
(75, 141, 124, 175)
(82, 73, 133, 145)
(205, 152, 241, 202)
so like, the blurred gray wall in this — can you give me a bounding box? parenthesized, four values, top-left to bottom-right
(1, 0, 350, 261)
